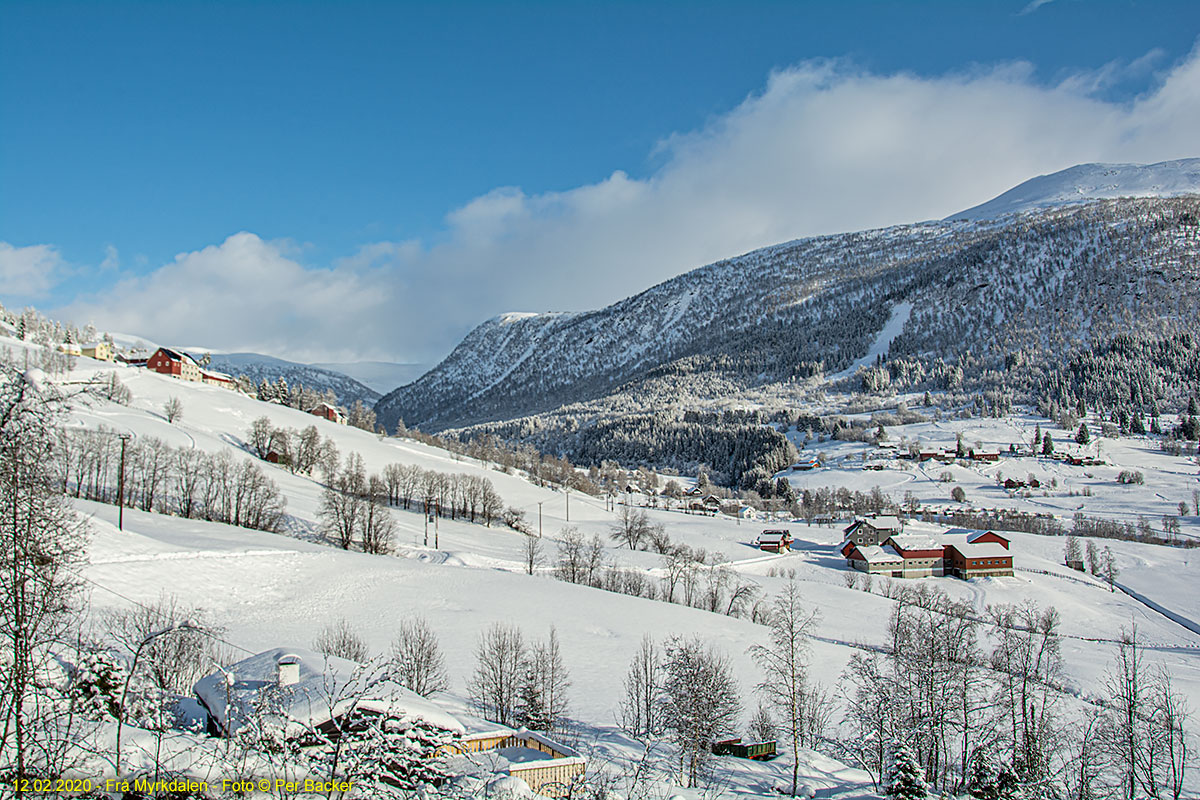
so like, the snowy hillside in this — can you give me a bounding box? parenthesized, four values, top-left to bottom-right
(8, 334, 1200, 797)
(206, 351, 380, 407)
(948, 158, 1200, 220)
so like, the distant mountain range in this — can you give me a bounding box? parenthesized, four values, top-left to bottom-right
(374, 160, 1200, 481)
(205, 352, 381, 408)
(308, 360, 429, 395)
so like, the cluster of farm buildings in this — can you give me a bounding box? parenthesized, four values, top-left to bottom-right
(192, 648, 584, 797)
(840, 516, 1014, 579)
(61, 342, 349, 424)
(753, 516, 1015, 580)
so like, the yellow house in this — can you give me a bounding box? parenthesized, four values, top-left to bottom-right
(81, 341, 113, 361)
(57, 342, 82, 356)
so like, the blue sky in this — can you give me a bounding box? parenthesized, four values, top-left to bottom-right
(2, 1, 1199, 364)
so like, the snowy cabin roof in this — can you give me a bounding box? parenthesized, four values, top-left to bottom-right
(193, 647, 463, 739)
(758, 530, 793, 544)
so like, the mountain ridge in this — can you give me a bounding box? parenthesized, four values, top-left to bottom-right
(948, 157, 1200, 220)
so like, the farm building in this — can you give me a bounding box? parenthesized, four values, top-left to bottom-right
(944, 542, 1014, 578)
(81, 341, 113, 361)
(757, 529, 794, 552)
(887, 533, 947, 577)
(842, 515, 902, 547)
(201, 369, 235, 389)
(116, 349, 150, 366)
(147, 347, 203, 382)
(689, 495, 722, 514)
(842, 527, 1015, 580)
(941, 528, 1009, 549)
(844, 543, 905, 576)
(308, 402, 347, 424)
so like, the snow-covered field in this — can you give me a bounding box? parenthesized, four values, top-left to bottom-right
(18, 342, 1200, 797)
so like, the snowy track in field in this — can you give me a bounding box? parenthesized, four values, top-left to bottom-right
(91, 548, 298, 565)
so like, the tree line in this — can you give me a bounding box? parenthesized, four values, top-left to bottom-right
(56, 426, 286, 533)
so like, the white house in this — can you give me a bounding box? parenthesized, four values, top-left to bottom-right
(193, 647, 463, 741)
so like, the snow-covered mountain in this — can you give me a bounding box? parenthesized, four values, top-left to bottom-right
(376, 193, 1200, 479)
(308, 360, 429, 395)
(206, 352, 380, 407)
(948, 158, 1200, 220)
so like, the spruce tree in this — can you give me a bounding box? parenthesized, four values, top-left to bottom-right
(885, 742, 929, 800)
(1041, 433, 1054, 456)
(1075, 423, 1090, 445)
(967, 750, 999, 800)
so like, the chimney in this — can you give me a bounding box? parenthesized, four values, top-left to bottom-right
(276, 654, 300, 687)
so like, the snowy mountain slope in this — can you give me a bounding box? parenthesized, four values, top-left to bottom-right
(309, 359, 430, 394)
(206, 351, 380, 407)
(377, 196, 1200, 480)
(948, 158, 1200, 220)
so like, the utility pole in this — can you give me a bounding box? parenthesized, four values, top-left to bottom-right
(434, 501, 440, 549)
(423, 499, 429, 547)
(565, 489, 570, 522)
(117, 433, 132, 531)
(538, 502, 543, 538)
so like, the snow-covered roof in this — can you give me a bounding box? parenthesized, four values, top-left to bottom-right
(845, 515, 901, 533)
(945, 542, 1012, 559)
(941, 528, 1007, 545)
(758, 530, 791, 543)
(853, 545, 903, 564)
(888, 533, 943, 553)
(193, 647, 463, 738)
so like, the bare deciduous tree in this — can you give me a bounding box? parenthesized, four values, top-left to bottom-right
(163, 396, 183, 423)
(749, 580, 824, 796)
(522, 534, 543, 575)
(313, 618, 369, 662)
(619, 634, 660, 739)
(469, 622, 525, 726)
(389, 616, 448, 697)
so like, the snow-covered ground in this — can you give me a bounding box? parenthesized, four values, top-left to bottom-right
(17, 340, 1200, 797)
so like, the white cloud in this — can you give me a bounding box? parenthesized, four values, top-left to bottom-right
(0, 242, 67, 298)
(100, 244, 119, 271)
(1020, 0, 1055, 15)
(51, 46, 1200, 367)
(60, 232, 399, 363)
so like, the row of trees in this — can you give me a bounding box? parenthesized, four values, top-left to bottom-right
(58, 426, 286, 532)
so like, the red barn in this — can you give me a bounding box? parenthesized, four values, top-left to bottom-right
(308, 402, 346, 425)
(757, 530, 793, 553)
